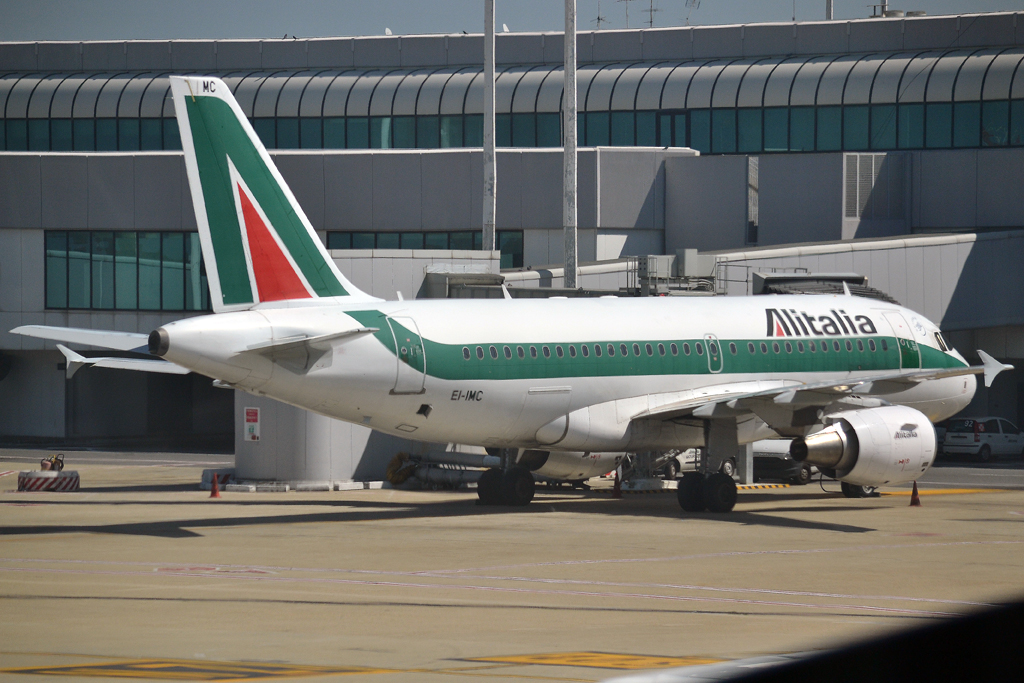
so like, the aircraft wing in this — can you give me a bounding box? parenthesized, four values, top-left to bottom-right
(636, 351, 1011, 424)
(12, 325, 150, 352)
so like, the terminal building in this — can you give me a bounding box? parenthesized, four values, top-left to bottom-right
(2, 11, 1024, 481)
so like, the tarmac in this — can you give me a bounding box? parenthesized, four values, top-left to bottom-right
(1, 451, 1023, 683)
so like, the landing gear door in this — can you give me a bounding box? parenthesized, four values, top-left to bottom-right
(883, 312, 921, 370)
(703, 334, 724, 373)
(386, 316, 427, 394)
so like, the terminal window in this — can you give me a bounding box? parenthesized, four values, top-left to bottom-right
(45, 231, 210, 312)
(326, 230, 524, 269)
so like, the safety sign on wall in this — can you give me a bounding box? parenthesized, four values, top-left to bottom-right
(244, 407, 260, 442)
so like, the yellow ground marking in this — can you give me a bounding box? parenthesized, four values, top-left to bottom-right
(465, 652, 723, 670)
(881, 488, 1000, 496)
(1, 658, 397, 681)
(737, 483, 790, 490)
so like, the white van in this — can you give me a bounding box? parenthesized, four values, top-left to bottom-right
(941, 417, 1024, 462)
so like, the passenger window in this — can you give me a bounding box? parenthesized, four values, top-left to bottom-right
(489, 346, 498, 359)
(797, 342, 804, 353)
(881, 339, 889, 351)
(833, 341, 841, 352)
(658, 343, 666, 356)
(543, 346, 551, 358)
(696, 343, 704, 356)
(857, 340, 864, 352)
(476, 346, 484, 359)
(504, 346, 512, 359)
(784, 342, 792, 353)
(555, 346, 564, 358)
(595, 344, 602, 357)
(772, 342, 780, 353)
(646, 343, 654, 356)
(609, 344, 617, 356)
(820, 340, 828, 352)
(517, 346, 525, 359)
(670, 343, 678, 356)
(708, 342, 718, 355)
(631, 343, 640, 356)
(581, 345, 589, 357)
(530, 346, 538, 358)
(463, 347, 470, 360)
(846, 340, 853, 352)
(621, 344, 630, 356)
(748, 342, 755, 354)
(683, 343, 691, 355)
(569, 345, 576, 358)
(869, 339, 876, 352)
(729, 343, 737, 355)
(1001, 420, 1020, 435)
(760, 342, 768, 354)
(808, 342, 816, 353)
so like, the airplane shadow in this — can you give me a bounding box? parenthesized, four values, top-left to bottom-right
(0, 490, 876, 538)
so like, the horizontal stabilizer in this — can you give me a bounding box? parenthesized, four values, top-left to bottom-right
(978, 350, 1014, 388)
(56, 344, 190, 379)
(13, 325, 149, 352)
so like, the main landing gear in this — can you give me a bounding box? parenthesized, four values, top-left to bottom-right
(677, 472, 737, 513)
(477, 467, 535, 506)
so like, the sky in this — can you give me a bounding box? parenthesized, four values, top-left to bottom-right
(2, 0, 1023, 42)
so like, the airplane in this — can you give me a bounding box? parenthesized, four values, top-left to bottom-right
(13, 76, 1013, 513)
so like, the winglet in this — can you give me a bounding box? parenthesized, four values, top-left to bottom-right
(978, 350, 1014, 388)
(56, 344, 89, 380)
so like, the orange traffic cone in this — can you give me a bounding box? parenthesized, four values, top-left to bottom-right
(612, 470, 622, 499)
(210, 473, 221, 499)
(909, 481, 921, 507)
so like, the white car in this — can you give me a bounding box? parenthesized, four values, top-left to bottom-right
(941, 417, 1024, 462)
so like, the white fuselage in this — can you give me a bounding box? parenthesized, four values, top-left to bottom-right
(158, 294, 975, 460)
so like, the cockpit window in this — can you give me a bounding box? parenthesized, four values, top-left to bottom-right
(935, 332, 949, 352)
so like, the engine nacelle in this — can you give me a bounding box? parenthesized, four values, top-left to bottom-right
(518, 449, 623, 482)
(790, 405, 936, 487)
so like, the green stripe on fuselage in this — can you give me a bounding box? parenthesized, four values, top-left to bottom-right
(348, 311, 967, 382)
(185, 96, 347, 302)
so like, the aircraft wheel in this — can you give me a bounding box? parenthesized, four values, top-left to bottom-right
(677, 472, 705, 512)
(502, 468, 535, 506)
(663, 459, 679, 480)
(719, 458, 736, 478)
(703, 472, 737, 513)
(477, 468, 503, 505)
(793, 464, 812, 486)
(840, 481, 872, 498)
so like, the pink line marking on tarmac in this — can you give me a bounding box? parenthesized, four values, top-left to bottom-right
(0, 471, 16, 478)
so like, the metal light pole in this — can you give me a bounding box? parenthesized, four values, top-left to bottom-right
(563, 0, 578, 289)
(483, 0, 496, 252)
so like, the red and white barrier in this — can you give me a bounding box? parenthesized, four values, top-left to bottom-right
(17, 470, 80, 492)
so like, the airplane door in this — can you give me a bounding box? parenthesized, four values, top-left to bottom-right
(386, 316, 427, 394)
(703, 334, 724, 373)
(883, 312, 921, 370)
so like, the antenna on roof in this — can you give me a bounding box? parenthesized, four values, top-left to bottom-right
(593, 1, 609, 29)
(684, 0, 701, 26)
(617, 0, 637, 29)
(643, 0, 660, 28)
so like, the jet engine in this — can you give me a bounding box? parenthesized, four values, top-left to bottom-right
(517, 449, 622, 482)
(790, 405, 935, 487)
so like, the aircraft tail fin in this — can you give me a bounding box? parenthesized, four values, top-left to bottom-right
(169, 76, 376, 313)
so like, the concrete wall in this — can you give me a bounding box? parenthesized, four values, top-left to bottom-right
(665, 155, 749, 253)
(4, 12, 1022, 71)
